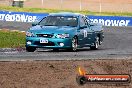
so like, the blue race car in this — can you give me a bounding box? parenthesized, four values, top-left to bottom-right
(26, 12, 104, 52)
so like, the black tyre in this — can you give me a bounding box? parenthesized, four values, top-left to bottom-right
(70, 37, 78, 51)
(90, 37, 99, 50)
(26, 47, 36, 52)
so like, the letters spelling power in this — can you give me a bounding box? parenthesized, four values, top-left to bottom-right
(0, 14, 37, 22)
(90, 19, 130, 26)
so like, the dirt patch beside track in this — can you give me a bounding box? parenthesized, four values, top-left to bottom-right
(0, 59, 132, 88)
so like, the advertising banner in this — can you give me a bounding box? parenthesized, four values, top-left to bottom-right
(88, 15, 132, 27)
(0, 11, 48, 23)
(0, 11, 132, 27)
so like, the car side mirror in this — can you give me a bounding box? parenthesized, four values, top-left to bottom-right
(80, 25, 87, 29)
(89, 23, 95, 26)
(32, 22, 38, 26)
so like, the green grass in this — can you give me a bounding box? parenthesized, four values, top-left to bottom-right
(0, 6, 132, 16)
(0, 30, 25, 48)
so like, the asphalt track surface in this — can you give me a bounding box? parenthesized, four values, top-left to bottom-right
(0, 21, 132, 61)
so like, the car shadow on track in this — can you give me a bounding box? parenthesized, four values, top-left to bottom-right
(37, 48, 106, 52)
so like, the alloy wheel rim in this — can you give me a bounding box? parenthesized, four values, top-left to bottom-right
(95, 37, 99, 49)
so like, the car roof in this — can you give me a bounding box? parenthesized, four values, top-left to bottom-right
(49, 12, 84, 17)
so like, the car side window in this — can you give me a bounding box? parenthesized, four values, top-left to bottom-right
(80, 16, 85, 27)
(86, 18, 90, 24)
(80, 16, 88, 27)
(83, 17, 89, 26)
(86, 18, 91, 27)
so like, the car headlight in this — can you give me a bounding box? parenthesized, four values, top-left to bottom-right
(56, 34, 69, 38)
(26, 32, 35, 37)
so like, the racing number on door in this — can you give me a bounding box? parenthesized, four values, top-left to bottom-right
(84, 30, 87, 38)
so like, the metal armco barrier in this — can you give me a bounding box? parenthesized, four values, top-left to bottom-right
(0, 11, 132, 27)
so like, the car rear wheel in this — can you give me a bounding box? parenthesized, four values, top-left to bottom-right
(26, 47, 36, 52)
(70, 37, 78, 51)
(90, 37, 99, 50)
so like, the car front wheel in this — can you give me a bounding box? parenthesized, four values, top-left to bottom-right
(71, 37, 78, 51)
(26, 47, 36, 52)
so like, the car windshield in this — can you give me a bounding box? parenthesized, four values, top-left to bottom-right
(39, 16, 78, 27)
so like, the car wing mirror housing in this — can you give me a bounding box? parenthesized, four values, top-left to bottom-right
(89, 23, 95, 26)
(32, 22, 38, 26)
(80, 25, 87, 29)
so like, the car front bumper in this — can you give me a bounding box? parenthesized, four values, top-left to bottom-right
(26, 37, 72, 49)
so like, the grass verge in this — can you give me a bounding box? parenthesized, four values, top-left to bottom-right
(0, 30, 25, 48)
(0, 6, 132, 16)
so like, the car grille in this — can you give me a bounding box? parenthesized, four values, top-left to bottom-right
(34, 41, 55, 46)
(36, 34, 54, 38)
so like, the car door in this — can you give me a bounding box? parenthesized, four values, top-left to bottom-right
(77, 16, 88, 46)
(86, 18, 96, 45)
(79, 16, 96, 47)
